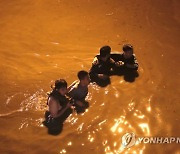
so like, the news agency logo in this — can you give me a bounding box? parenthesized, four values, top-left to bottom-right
(121, 132, 180, 149)
(122, 133, 136, 148)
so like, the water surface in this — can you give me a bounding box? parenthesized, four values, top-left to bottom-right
(0, 0, 179, 153)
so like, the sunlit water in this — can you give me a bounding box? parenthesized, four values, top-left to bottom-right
(0, 0, 179, 153)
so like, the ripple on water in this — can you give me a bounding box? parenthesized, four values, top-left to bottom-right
(20, 89, 47, 112)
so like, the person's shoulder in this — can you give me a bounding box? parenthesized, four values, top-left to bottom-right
(92, 55, 100, 66)
(68, 80, 78, 89)
(74, 82, 80, 89)
(69, 81, 79, 91)
(93, 54, 100, 60)
(132, 54, 137, 58)
(95, 54, 100, 58)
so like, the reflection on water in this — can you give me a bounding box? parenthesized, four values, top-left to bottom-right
(20, 89, 47, 112)
(108, 96, 151, 153)
(0, 0, 179, 153)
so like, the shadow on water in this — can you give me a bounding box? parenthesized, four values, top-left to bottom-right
(90, 70, 139, 87)
(111, 69, 139, 83)
(90, 77, 111, 87)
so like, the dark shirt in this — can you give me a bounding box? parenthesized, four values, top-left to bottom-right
(111, 52, 139, 70)
(68, 81, 88, 101)
(89, 55, 116, 78)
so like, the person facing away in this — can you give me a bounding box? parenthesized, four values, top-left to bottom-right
(89, 45, 121, 86)
(45, 79, 72, 123)
(67, 70, 90, 113)
(111, 44, 139, 71)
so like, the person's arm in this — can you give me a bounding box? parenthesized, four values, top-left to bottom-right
(67, 80, 78, 92)
(90, 56, 112, 80)
(90, 62, 109, 80)
(55, 102, 71, 118)
(109, 58, 124, 67)
(133, 56, 139, 70)
(89, 62, 100, 78)
(67, 86, 76, 98)
(125, 55, 139, 70)
(92, 56, 99, 65)
(48, 97, 71, 118)
(89, 65, 108, 80)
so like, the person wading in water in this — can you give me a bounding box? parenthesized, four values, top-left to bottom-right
(43, 79, 72, 134)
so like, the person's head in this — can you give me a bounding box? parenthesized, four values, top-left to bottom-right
(99, 45, 111, 62)
(54, 79, 67, 96)
(123, 44, 134, 59)
(78, 70, 90, 86)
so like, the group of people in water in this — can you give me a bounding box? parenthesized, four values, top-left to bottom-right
(43, 44, 139, 134)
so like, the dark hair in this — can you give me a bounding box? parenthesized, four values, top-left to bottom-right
(78, 70, 89, 80)
(54, 79, 67, 90)
(100, 45, 111, 57)
(123, 44, 133, 53)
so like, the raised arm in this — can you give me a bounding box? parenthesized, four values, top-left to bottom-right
(67, 80, 79, 92)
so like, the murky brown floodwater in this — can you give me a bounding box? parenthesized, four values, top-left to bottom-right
(0, 0, 180, 153)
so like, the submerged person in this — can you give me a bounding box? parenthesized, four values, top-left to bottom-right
(68, 70, 90, 113)
(89, 45, 120, 87)
(44, 79, 72, 134)
(111, 44, 139, 82)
